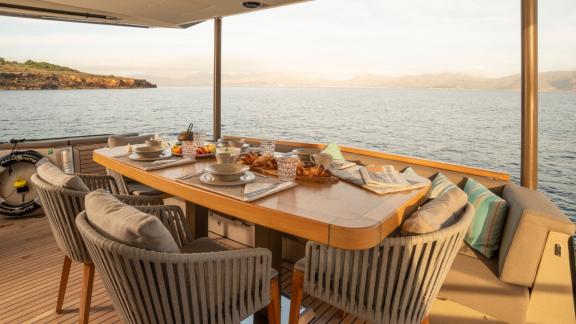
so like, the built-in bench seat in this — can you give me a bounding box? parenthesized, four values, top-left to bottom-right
(439, 184, 575, 324)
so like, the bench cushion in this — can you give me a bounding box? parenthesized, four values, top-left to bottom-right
(499, 184, 575, 287)
(438, 253, 529, 324)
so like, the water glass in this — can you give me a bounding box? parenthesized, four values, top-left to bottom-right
(193, 132, 205, 147)
(260, 139, 276, 155)
(277, 156, 299, 182)
(181, 140, 197, 161)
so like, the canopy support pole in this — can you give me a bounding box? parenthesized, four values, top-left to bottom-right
(213, 17, 222, 140)
(521, 0, 538, 189)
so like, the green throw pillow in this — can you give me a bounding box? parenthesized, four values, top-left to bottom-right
(463, 178, 508, 258)
(429, 173, 456, 198)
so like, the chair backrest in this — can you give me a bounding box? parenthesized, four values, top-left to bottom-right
(106, 134, 152, 195)
(76, 210, 274, 324)
(302, 203, 475, 324)
(31, 173, 91, 263)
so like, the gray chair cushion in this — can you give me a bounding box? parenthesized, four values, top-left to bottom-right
(439, 253, 529, 324)
(108, 134, 151, 148)
(37, 162, 90, 192)
(402, 187, 468, 234)
(499, 184, 575, 287)
(85, 189, 180, 253)
(181, 237, 227, 253)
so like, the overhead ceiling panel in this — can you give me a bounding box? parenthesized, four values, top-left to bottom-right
(0, 0, 309, 28)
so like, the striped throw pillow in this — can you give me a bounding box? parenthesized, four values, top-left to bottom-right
(464, 178, 508, 258)
(429, 173, 456, 198)
(401, 167, 419, 177)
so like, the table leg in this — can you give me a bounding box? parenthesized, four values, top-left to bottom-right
(186, 201, 209, 239)
(255, 225, 283, 271)
(254, 225, 283, 322)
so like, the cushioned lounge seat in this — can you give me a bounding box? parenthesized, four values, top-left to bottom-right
(439, 183, 575, 324)
(438, 253, 529, 324)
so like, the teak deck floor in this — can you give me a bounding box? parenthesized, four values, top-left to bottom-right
(0, 215, 368, 324)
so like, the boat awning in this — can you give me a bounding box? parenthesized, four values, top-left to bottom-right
(0, 0, 308, 28)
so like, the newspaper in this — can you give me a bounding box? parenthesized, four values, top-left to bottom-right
(331, 165, 430, 195)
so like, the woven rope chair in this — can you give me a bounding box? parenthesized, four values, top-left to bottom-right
(107, 134, 165, 196)
(75, 205, 281, 324)
(289, 203, 475, 324)
(31, 174, 163, 324)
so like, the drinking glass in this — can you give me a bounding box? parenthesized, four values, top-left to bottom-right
(260, 139, 276, 155)
(277, 156, 299, 182)
(181, 140, 197, 161)
(193, 132, 205, 148)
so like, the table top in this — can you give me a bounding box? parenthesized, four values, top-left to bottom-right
(94, 147, 429, 249)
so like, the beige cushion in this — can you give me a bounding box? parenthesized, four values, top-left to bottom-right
(438, 253, 529, 324)
(402, 187, 468, 234)
(498, 184, 575, 287)
(37, 162, 90, 192)
(181, 237, 227, 253)
(85, 189, 180, 253)
(108, 134, 151, 148)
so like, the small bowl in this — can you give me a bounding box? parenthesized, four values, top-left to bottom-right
(292, 148, 321, 162)
(145, 139, 162, 147)
(206, 164, 249, 181)
(133, 145, 164, 158)
(217, 140, 251, 153)
(215, 147, 242, 164)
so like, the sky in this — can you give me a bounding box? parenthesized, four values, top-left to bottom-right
(0, 0, 575, 83)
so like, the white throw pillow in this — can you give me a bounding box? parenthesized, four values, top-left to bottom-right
(402, 187, 468, 234)
(37, 162, 90, 192)
(85, 189, 180, 253)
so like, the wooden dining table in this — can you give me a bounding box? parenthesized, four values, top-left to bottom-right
(93, 143, 429, 269)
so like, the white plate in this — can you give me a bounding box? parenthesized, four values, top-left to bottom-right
(199, 171, 256, 186)
(128, 151, 172, 161)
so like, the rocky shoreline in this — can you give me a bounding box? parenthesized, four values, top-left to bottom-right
(0, 59, 156, 90)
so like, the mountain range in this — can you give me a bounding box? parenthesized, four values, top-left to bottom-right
(143, 70, 576, 91)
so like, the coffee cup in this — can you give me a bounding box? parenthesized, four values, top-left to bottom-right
(311, 153, 333, 169)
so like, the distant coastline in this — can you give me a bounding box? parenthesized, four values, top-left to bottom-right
(0, 58, 156, 90)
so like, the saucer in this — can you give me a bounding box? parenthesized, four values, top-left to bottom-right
(199, 171, 256, 186)
(128, 150, 172, 161)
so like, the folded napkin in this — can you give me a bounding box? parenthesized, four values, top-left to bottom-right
(243, 181, 297, 202)
(322, 142, 346, 161)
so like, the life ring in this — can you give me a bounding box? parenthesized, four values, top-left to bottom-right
(0, 150, 47, 218)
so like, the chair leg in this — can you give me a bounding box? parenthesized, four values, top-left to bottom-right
(268, 277, 281, 324)
(56, 256, 72, 314)
(421, 315, 430, 324)
(78, 263, 95, 324)
(289, 268, 305, 324)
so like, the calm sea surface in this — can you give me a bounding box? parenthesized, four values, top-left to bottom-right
(1, 87, 575, 221)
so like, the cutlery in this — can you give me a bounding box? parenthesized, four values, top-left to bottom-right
(245, 182, 283, 199)
(151, 159, 177, 165)
(177, 169, 205, 180)
(253, 172, 269, 178)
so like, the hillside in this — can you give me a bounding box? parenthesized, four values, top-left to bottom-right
(0, 58, 156, 90)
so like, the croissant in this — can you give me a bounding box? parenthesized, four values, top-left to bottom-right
(262, 159, 278, 170)
(253, 154, 274, 167)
